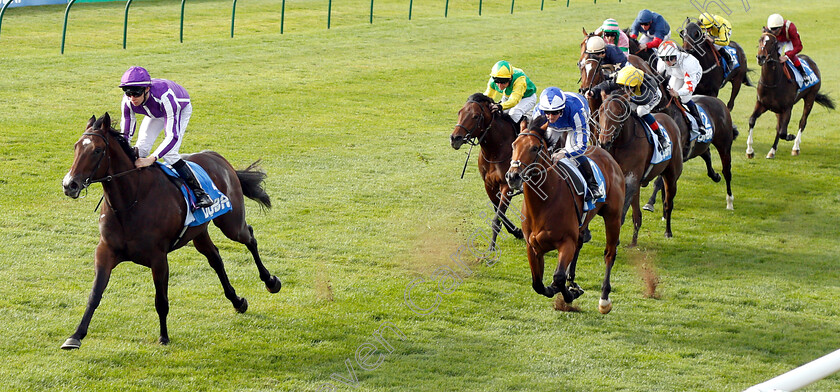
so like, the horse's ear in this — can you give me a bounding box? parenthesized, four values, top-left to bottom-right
(101, 112, 111, 130)
(87, 115, 96, 129)
(540, 121, 549, 131)
(600, 90, 608, 101)
(582, 27, 588, 36)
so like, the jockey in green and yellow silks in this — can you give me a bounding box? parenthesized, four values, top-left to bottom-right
(483, 60, 537, 128)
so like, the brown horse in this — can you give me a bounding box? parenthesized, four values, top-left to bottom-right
(61, 113, 281, 349)
(504, 116, 624, 312)
(747, 31, 834, 159)
(679, 19, 754, 111)
(451, 93, 524, 251)
(645, 95, 738, 211)
(597, 93, 683, 246)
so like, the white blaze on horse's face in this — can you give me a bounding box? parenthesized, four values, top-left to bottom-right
(81, 138, 92, 147)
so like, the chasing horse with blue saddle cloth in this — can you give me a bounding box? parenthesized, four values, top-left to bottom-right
(532, 87, 603, 201)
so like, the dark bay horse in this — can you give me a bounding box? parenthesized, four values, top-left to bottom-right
(680, 19, 753, 111)
(505, 116, 624, 312)
(61, 113, 281, 349)
(597, 93, 683, 246)
(451, 93, 524, 251)
(645, 95, 737, 211)
(747, 31, 835, 159)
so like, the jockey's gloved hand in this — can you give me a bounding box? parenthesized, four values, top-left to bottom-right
(490, 103, 503, 114)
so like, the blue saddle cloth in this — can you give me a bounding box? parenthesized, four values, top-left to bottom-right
(786, 59, 819, 92)
(157, 162, 233, 227)
(557, 157, 606, 213)
(720, 46, 740, 79)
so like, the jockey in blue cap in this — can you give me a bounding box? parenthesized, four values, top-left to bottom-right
(532, 87, 603, 200)
(119, 66, 213, 209)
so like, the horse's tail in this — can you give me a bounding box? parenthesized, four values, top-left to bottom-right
(743, 67, 756, 87)
(731, 125, 739, 141)
(237, 160, 271, 209)
(815, 93, 836, 110)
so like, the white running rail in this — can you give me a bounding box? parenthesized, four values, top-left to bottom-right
(744, 349, 840, 392)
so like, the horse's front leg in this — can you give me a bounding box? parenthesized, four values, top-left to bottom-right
(746, 101, 767, 159)
(793, 95, 817, 156)
(549, 240, 579, 306)
(526, 245, 549, 297)
(150, 257, 171, 345)
(62, 245, 116, 349)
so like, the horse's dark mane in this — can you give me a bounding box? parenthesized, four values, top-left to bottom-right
(527, 115, 549, 136)
(93, 114, 136, 160)
(467, 92, 519, 136)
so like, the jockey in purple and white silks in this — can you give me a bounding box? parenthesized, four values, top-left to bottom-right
(119, 66, 213, 208)
(532, 87, 603, 200)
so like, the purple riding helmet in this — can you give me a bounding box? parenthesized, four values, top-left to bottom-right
(119, 66, 152, 87)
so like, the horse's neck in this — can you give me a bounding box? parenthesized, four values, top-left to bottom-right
(521, 160, 570, 209)
(480, 122, 515, 160)
(100, 146, 143, 211)
(761, 62, 787, 85)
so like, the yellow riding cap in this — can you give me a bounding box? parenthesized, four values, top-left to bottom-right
(490, 60, 513, 79)
(699, 12, 717, 28)
(616, 65, 644, 95)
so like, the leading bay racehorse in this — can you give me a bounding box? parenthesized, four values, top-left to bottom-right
(451, 93, 524, 251)
(505, 116, 624, 312)
(679, 19, 753, 111)
(61, 113, 282, 349)
(747, 30, 835, 159)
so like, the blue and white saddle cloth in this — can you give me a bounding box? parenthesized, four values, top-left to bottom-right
(637, 117, 672, 164)
(685, 101, 714, 144)
(720, 45, 740, 79)
(786, 58, 819, 92)
(557, 157, 606, 213)
(157, 161, 233, 227)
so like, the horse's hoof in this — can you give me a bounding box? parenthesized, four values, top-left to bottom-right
(235, 297, 249, 313)
(61, 338, 81, 350)
(665, 232, 673, 239)
(726, 195, 734, 210)
(792, 149, 800, 156)
(511, 228, 524, 239)
(642, 203, 654, 212)
(159, 336, 170, 345)
(765, 153, 775, 159)
(265, 276, 282, 293)
(711, 173, 721, 183)
(746, 152, 754, 159)
(580, 229, 592, 244)
(786, 134, 796, 141)
(598, 298, 613, 314)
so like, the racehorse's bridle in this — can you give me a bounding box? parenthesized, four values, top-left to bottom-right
(80, 130, 141, 187)
(579, 56, 606, 94)
(510, 131, 551, 173)
(454, 99, 495, 146)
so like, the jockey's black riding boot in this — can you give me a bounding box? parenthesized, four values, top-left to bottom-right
(576, 156, 603, 200)
(172, 159, 214, 209)
(718, 48, 730, 66)
(686, 100, 703, 129)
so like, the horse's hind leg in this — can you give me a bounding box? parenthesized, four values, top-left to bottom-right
(216, 216, 281, 293)
(644, 176, 663, 212)
(700, 150, 720, 182)
(192, 231, 249, 312)
(768, 110, 792, 159)
(599, 208, 622, 314)
(727, 80, 742, 112)
(716, 144, 734, 210)
(793, 95, 817, 156)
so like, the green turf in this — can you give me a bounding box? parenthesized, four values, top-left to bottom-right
(0, 0, 839, 390)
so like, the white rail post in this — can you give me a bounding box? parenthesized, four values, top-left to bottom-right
(744, 349, 840, 392)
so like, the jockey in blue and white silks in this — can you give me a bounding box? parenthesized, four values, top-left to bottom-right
(119, 66, 213, 208)
(532, 87, 603, 199)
